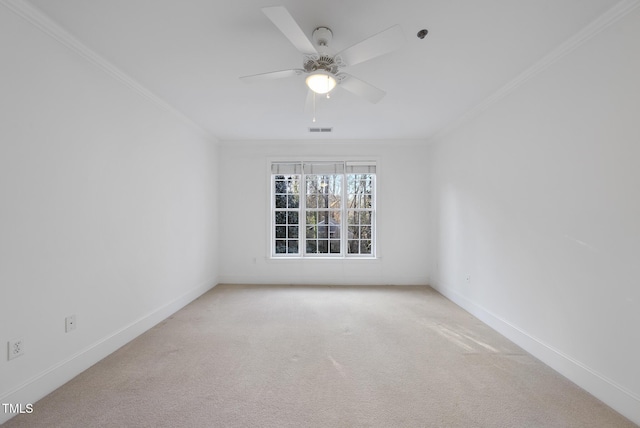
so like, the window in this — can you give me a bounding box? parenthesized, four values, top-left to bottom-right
(271, 161, 376, 258)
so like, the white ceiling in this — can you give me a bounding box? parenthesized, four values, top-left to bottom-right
(27, 0, 619, 141)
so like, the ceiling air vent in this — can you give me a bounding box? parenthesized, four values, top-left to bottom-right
(308, 127, 333, 133)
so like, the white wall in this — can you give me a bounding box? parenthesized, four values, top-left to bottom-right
(427, 7, 640, 424)
(0, 6, 219, 423)
(217, 140, 429, 286)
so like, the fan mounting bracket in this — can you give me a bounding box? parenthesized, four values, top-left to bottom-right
(312, 27, 333, 47)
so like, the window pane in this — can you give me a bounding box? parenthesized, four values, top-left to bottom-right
(360, 240, 372, 254)
(275, 211, 286, 224)
(306, 178, 316, 195)
(346, 175, 355, 194)
(275, 226, 286, 238)
(347, 211, 357, 225)
(359, 212, 371, 225)
(288, 179, 299, 194)
(361, 226, 372, 239)
(288, 226, 298, 238)
(348, 225, 359, 238)
(287, 240, 299, 254)
(330, 240, 341, 253)
(276, 240, 287, 254)
(329, 224, 340, 239)
(288, 212, 298, 224)
(306, 226, 316, 238)
(306, 240, 317, 253)
(275, 195, 287, 208)
(306, 212, 317, 224)
(348, 240, 358, 254)
(318, 240, 328, 253)
(288, 195, 299, 208)
(275, 180, 287, 194)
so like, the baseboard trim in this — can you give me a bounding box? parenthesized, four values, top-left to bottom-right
(430, 282, 640, 425)
(217, 275, 429, 286)
(0, 280, 217, 425)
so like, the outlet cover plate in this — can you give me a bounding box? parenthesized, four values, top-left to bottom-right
(8, 339, 24, 360)
(65, 315, 76, 332)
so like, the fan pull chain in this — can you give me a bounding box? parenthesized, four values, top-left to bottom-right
(326, 75, 331, 99)
(312, 92, 316, 123)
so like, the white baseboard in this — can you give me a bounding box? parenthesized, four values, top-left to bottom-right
(217, 275, 429, 286)
(430, 282, 640, 426)
(0, 281, 217, 425)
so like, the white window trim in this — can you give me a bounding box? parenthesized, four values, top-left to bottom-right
(268, 158, 378, 260)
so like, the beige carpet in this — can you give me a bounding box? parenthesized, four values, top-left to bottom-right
(4, 284, 636, 427)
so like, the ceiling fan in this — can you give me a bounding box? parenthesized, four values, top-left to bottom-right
(240, 6, 405, 108)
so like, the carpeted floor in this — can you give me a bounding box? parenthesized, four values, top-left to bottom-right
(3, 284, 636, 427)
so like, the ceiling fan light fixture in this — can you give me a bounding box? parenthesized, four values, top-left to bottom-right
(306, 72, 337, 94)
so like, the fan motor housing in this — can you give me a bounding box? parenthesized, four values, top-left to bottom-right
(303, 55, 339, 74)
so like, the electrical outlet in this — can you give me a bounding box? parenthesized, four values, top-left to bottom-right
(8, 339, 24, 360)
(65, 315, 76, 332)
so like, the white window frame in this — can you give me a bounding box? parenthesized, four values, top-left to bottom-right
(270, 160, 377, 259)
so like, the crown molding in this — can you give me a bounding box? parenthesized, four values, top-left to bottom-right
(0, 0, 218, 143)
(428, 0, 640, 144)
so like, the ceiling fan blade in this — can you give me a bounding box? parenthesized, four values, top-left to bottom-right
(240, 69, 304, 83)
(336, 25, 405, 67)
(262, 6, 317, 55)
(339, 74, 386, 104)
